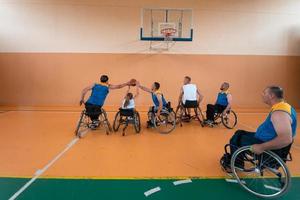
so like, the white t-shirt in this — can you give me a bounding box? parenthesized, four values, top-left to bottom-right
(122, 99, 135, 109)
(182, 83, 197, 103)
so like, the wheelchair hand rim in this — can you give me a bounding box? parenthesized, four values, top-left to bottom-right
(230, 146, 291, 199)
(154, 111, 176, 134)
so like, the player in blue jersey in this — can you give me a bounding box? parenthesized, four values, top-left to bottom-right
(204, 82, 233, 125)
(138, 82, 168, 126)
(221, 86, 297, 173)
(80, 75, 130, 129)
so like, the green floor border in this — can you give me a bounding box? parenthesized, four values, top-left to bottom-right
(1, 177, 300, 200)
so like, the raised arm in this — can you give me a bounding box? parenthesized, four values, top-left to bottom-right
(223, 94, 232, 113)
(109, 81, 130, 90)
(252, 111, 293, 154)
(80, 84, 94, 105)
(138, 84, 152, 93)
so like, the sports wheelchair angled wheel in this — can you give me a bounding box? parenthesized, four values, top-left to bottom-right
(213, 110, 237, 129)
(75, 108, 112, 138)
(113, 108, 141, 136)
(147, 107, 176, 134)
(229, 145, 292, 199)
(175, 101, 205, 127)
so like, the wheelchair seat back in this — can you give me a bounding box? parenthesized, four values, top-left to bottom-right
(183, 100, 198, 108)
(119, 108, 135, 117)
(166, 101, 173, 112)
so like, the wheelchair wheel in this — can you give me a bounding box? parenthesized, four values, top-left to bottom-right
(194, 107, 205, 127)
(154, 110, 176, 134)
(113, 111, 121, 132)
(99, 109, 112, 135)
(134, 112, 141, 133)
(175, 105, 184, 125)
(231, 146, 291, 199)
(75, 110, 90, 138)
(221, 110, 237, 129)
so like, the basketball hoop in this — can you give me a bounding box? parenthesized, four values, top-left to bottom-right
(149, 26, 177, 51)
(161, 28, 177, 41)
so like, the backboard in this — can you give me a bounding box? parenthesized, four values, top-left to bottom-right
(140, 8, 193, 42)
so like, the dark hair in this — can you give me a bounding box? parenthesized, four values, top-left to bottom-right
(154, 82, 160, 90)
(223, 82, 230, 88)
(268, 86, 284, 99)
(124, 93, 133, 108)
(100, 75, 109, 83)
(185, 76, 191, 82)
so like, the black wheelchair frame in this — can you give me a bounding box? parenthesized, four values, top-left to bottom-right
(147, 105, 176, 134)
(75, 108, 112, 138)
(209, 109, 238, 129)
(221, 143, 293, 199)
(175, 101, 205, 127)
(113, 108, 141, 136)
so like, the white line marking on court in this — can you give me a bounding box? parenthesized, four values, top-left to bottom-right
(173, 179, 192, 186)
(9, 137, 79, 200)
(264, 184, 281, 191)
(225, 179, 246, 184)
(78, 129, 89, 138)
(144, 187, 161, 197)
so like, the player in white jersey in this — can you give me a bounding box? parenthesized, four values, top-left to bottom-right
(178, 76, 204, 118)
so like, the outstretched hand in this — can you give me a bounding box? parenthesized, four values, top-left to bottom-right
(79, 100, 85, 106)
(128, 78, 137, 86)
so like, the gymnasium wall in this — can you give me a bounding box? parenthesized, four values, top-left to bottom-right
(0, 0, 300, 109)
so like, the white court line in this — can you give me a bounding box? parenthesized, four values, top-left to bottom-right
(264, 184, 281, 191)
(144, 187, 161, 197)
(225, 179, 246, 184)
(9, 137, 79, 200)
(173, 179, 192, 186)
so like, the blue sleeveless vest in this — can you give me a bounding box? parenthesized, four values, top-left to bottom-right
(255, 101, 297, 142)
(216, 91, 229, 106)
(86, 83, 109, 106)
(151, 91, 167, 107)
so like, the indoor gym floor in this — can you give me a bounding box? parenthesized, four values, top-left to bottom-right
(0, 108, 299, 200)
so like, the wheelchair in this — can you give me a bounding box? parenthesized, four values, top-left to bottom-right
(175, 100, 205, 127)
(75, 108, 112, 138)
(113, 108, 141, 136)
(147, 104, 176, 134)
(221, 144, 292, 199)
(208, 109, 237, 129)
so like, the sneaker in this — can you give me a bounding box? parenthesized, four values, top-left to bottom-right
(92, 120, 100, 127)
(182, 114, 191, 122)
(89, 123, 97, 130)
(89, 120, 99, 130)
(128, 116, 133, 120)
(204, 120, 214, 126)
(147, 120, 155, 128)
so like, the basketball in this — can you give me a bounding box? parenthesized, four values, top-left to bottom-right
(129, 79, 137, 86)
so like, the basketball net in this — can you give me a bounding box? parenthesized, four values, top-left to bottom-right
(149, 28, 177, 52)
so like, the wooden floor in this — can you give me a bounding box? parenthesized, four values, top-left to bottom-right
(0, 110, 299, 179)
